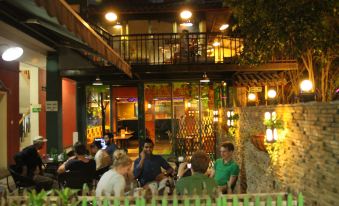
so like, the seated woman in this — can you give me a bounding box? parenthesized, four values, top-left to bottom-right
(90, 141, 112, 170)
(96, 150, 133, 196)
(57, 142, 96, 175)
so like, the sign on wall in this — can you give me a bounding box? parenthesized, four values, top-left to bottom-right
(46, 101, 58, 112)
(31, 104, 41, 113)
(249, 87, 262, 93)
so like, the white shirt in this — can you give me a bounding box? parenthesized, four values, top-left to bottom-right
(94, 149, 105, 170)
(96, 169, 126, 196)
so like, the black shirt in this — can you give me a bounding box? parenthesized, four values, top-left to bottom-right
(65, 158, 96, 174)
(15, 145, 42, 177)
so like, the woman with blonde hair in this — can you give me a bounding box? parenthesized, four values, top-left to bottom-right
(96, 150, 132, 196)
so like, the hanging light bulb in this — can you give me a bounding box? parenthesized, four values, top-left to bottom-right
(248, 93, 256, 101)
(300, 79, 313, 92)
(200, 73, 210, 83)
(105, 12, 117, 22)
(92, 76, 103, 86)
(267, 89, 277, 99)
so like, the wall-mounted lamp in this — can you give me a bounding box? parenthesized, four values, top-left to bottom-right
(213, 110, 219, 122)
(147, 103, 152, 109)
(226, 110, 236, 126)
(264, 111, 279, 143)
(1, 46, 24, 61)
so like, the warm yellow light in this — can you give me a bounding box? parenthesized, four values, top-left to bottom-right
(272, 112, 277, 120)
(187, 102, 191, 108)
(219, 24, 229, 31)
(264, 112, 271, 121)
(113, 22, 122, 29)
(147, 103, 152, 109)
(267, 89, 277, 98)
(227, 111, 231, 118)
(105, 12, 117, 21)
(266, 128, 273, 142)
(248, 93, 256, 101)
(227, 120, 231, 126)
(273, 128, 278, 141)
(300, 79, 313, 92)
(180, 20, 193, 27)
(213, 42, 220, 47)
(180, 10, 192, 19)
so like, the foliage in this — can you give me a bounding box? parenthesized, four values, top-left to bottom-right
(263, 118, 283, 130)
(225, 0, 339, 101)
(27, 190, 47, 206)
(55, 187, 80, 206)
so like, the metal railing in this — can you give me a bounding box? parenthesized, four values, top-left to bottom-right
(92, 25, 294, 65)
(92, 25, 244, 65)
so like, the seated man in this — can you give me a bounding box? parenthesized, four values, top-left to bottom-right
(103, 132, 117, 156)
(90, 141, 112, 170)
(57, 142, 96, 175)
(210, 142, 239, 194)
(133, 138, 173, 187)
(175, 151, 217, 195)
(14, 136, 55, 190)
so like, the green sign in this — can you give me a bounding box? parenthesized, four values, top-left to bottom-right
(32, 108, 41, 113)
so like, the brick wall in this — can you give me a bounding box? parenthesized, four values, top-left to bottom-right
(229, 101, 338, 206)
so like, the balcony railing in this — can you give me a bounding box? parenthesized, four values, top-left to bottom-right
(92, 25, 293, 65)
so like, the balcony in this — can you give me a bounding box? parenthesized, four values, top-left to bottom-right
(93, 25, 294, 66)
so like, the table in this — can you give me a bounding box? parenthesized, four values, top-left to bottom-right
(114, 134, 133, 149)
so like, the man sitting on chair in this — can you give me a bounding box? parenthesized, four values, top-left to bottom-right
(14, 136, 55, 190)
(210, 142, 239, 194)
(133, 138, 174, 189)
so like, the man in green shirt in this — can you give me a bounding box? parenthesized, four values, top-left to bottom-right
(175, 151, 217, 195)
(211, 142, 239, 194)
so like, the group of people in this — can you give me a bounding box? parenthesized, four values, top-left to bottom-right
(13, 135, 240, 196)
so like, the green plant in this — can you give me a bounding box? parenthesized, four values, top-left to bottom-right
(27, 190, 47, 206)
(263, 118, 283, 129)
(55, 188, 79, 206)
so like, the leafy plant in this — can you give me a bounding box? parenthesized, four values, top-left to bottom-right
(55, 188, 79, 206)
(27, 190, 47, 206)
(263, 118, 283, 129)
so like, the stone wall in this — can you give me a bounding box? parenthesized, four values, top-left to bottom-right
(231, 101, 338, 206)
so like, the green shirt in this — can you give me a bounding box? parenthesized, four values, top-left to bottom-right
(175, 173, 217, 195)
(213, 159, 239, 186)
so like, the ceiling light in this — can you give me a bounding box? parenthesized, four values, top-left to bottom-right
(1, 46, 23, 61)
(219, 24, 229, 31)
(180, 19, 193, 27)
(213, 42, 220, 47)
(92, 76, 103, 86)
(105, 12, 117, 22)
(200, 73, 210, 83)
(180, 10, 192, 19)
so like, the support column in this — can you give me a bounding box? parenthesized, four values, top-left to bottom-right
(46, 53, 62, 152)
(76, 82, 86, 144)
(137, 82, 146, 149)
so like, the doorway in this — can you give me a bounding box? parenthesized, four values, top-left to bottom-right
(0, 91, 7, 168)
